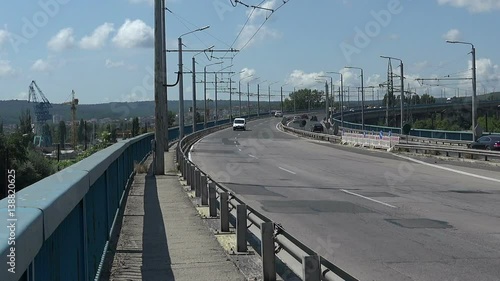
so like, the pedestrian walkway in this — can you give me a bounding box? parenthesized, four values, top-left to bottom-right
(105, 147, 246, 281)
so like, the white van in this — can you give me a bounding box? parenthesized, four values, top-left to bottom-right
(233, 118, 246, 131)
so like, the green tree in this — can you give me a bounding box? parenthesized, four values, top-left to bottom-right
(18, 109, 33, 135)
(0, 119, 3, 134)
(285, 88, 325, 111)
(58, 121, 66, 148)
(78, 119, 85, 144)
(168, 111, 175, 127)
(420, 94, 436, 104)
(132, 117, 140, 137)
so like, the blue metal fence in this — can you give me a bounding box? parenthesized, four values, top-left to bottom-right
(0, 133, 153, 281)
(0, 113, 272, 281)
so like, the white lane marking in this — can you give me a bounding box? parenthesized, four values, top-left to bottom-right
(276, 122, 301, 138)
(248, 154, 258, 159)
(188, 138, 203, 161)
(341, 189, 397, 208)
(278, 166, 296, 175)
(238, 148, 242, 151)
(393, 154, 500, 184)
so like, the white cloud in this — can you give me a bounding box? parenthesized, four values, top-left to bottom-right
(247, 0, 277, 21)
(437, 0, 500, 13)
(389, 34, 399, 40)
(48, 28, 75, 51)
(0, 60, 14, 77)
(286, 70, 326, 88)
(112, 19, 154, 48)
(413, 60, 431, 71)
(240, 67, 256, 79)
(0, 29, 10, 48)
(127, 0, 153, 5)
(235, 24, 281, 49)
(31, 59, 53, 72)
(442, 28, 461, 41)
(80, 23, 114, 50)
(121, 91, 152, 102)
(17, 92, 28, 100)
(236, 0, 281, 49)
(471, 58, 500, 92)
(105, 59, 125, 68)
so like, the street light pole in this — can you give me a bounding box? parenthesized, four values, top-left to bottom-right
(345, 66, 364, 130)
(447, 40, 477, 140)
(204, 61, 223, 128)
(280, 83, 288, 113)
(153, 0, 166, 174)
(380, 56, 404, 133)
(319, 75, 333, 120)
(178, 25, 209, 139)
(257, 80, 266, 116)
(327, 72, 344, 129)
(267, 81, 278, 115)
(239, 74, 253, 117)
(192, 46, 214, 133)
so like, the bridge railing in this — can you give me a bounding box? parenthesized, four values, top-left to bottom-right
(0, 133, 154, 281)
(176, 119, 359, 281)
(0, 110, 297, 281)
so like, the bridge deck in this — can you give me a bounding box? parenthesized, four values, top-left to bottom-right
(102, 149, 245, 281)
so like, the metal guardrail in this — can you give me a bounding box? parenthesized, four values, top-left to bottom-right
(0, 133, 153, 281)
(281, 122, 500, 162)
(0, 109, 317, 281)
(176, 118, 359, 281)
(394, 144, 500, 161)
(332, 100, 500, 141)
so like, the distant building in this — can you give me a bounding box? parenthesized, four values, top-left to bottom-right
(53, 114, 62, 124)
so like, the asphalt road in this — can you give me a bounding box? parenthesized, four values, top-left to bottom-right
(190, 117, 500, 281)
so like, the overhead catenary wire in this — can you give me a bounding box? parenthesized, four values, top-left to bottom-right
(166, 6, 232, 50)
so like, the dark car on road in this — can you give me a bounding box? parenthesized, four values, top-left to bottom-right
(311, 123, 324, 133)
(468, 135, 500, 150)
(310, 115, 318, 122)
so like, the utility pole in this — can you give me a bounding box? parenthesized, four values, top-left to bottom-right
(446, 40, 477, 140)
(325, 81, 329, 118)
(214, 73, 218, 125)
(154, 0, 166, 174)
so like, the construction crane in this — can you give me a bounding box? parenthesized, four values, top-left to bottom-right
(28, 80, 52, 147)
(62, 90, 79, 149)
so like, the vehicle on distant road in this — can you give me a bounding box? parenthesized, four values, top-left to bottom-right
(310, 123, 324, 133)
(274, 111, 283, 117)
(301, 114, 309, 119)
(310, 115, 318, 121)
(233, 118, 246, 131)
(468, 135, 500, 150)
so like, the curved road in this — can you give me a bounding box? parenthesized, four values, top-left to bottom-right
(190, 117, 500, 281)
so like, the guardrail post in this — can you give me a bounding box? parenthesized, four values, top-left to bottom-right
(302, 255, 321, 281)
(190, 165, 195, 191)
(236, 204, 247, 253)
(201, 175, 208, 205)
(220, 192, 229, 232)
(209, 182, 217, 217)
(186, 164, 192, 186)
(194, 169, 201, 196)
(261, 222, 276, 281)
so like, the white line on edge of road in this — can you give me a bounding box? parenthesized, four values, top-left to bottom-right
(278, 166, 296, 175)
(341, 189, 397, 208)
(393, 154, 500, 184)
(248, 154, 258, 159)
(188, 138, 203, 162)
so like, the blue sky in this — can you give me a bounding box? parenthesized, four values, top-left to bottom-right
(1, 0, 499, 104)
